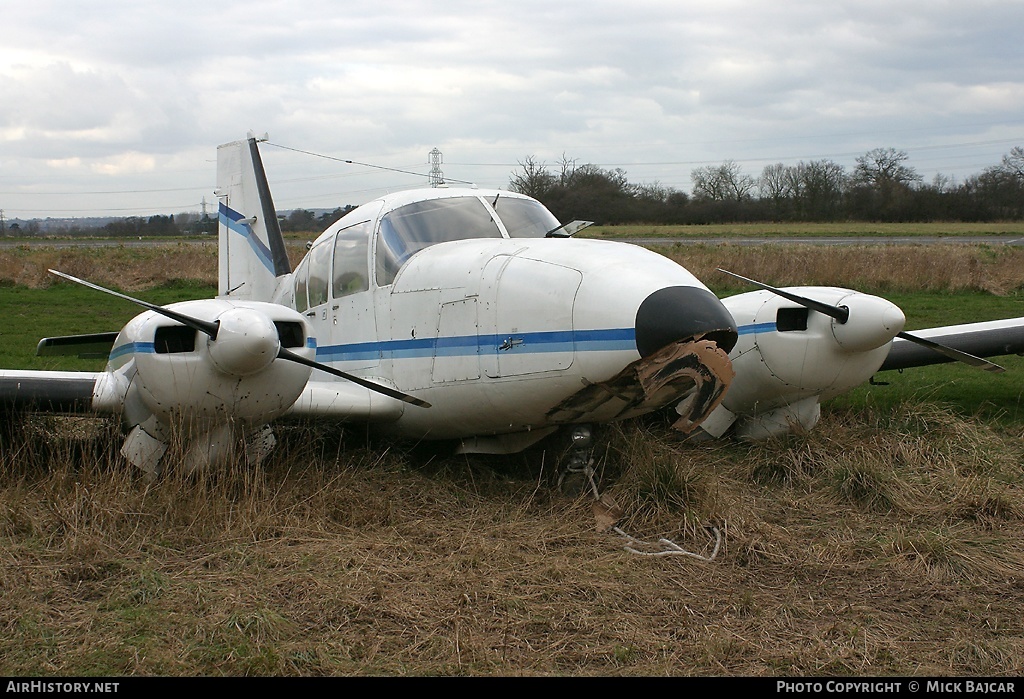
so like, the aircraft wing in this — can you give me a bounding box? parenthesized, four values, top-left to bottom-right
(0, 370, 104, 412)
(36, 332, 119, 359)
(880, 317, 1024, 372)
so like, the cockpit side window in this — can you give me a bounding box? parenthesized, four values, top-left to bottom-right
(307, 239, 333, 308)
(293, 255, 310, 313)
(332, 220, 371, 298)
(493, 196, 561, 238)
(375, 196, 502, 286)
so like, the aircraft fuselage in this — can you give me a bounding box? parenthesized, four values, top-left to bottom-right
(273, 188, 738, 446)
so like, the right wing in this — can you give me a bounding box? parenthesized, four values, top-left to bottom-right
(0, 370, 105, 412)
(880, 317, 1024, 372)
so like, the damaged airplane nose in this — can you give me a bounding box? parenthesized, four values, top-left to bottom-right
(635, 285, 739, 357)
(546, 284, 737, 431)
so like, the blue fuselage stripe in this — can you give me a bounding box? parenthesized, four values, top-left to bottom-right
(107, 329, 637, 362)
(737, 322, 776, 335)
(315, 328, 636, 362)
(110, 342, 154, 360)
(109, 326, 773, 362)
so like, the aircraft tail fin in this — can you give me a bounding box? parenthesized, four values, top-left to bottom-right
(215, 136, 292, 301)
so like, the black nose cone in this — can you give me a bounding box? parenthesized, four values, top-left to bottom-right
(635, 286, 738, 358)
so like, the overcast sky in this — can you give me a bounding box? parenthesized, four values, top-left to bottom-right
(2, 0, 1022, 219)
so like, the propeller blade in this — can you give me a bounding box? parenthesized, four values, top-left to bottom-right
(277, 348, 432, 408)
(49, 269, 220, 339)
(718, 269, 850, 323)
(896, 331, 1005, 373)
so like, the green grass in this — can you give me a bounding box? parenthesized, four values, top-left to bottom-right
(0, 281, 214, 371)
(824, 290, 1024, 427)
(833, 357, 1024, 429)
(887, 290, 1024, 327)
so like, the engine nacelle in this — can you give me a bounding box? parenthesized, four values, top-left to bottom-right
(112, 299, 314, 425)
(706, 287, 905, 439)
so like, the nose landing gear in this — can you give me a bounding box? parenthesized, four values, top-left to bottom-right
(556, 424, 599, 498)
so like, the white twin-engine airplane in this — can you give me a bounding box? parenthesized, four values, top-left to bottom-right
(2, 135, 1023, 481)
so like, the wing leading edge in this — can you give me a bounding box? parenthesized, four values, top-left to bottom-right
(880, 317, 1024, 372)
(0, 370, 103, 412)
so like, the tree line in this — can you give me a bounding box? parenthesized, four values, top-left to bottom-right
(508, 146, 1024, 225)
(10, 147, 1021, 237)
(97, 207, 354, 237)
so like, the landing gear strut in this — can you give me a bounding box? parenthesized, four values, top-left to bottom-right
(556, 424, 599, 498)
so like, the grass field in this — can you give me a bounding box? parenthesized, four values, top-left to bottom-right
(3, 239, 1024, 677)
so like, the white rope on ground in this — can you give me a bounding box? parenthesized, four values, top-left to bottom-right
(612, 525, 722, 560)
(575, 446, 723, 562)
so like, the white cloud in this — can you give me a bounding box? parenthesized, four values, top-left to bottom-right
(90, 152, 157, 176)
(0, 0, 1021, 216)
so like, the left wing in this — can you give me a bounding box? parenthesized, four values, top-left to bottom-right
(36, 332, 119, 360)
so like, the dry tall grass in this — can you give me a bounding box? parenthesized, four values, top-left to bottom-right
(3, 407, 1024, 676)
(4, 241, 1024, 296)
(657, 243, 1024, 296)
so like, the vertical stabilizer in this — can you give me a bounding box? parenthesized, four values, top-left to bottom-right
(215, 137, 292, 300)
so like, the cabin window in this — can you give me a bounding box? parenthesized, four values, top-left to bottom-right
(332, 220, 371, 298)
(493, 196, 561, 238)
(154, 325, 196, 354)
(293, 255, 310, 313)
(307, 240, 332, 307)
(375, 196, 501, 286)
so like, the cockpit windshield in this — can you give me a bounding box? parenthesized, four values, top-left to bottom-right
(492, 195, 561, 238)
(376, 196, 502, 285)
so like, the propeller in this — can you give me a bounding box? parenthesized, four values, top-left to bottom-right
(718, 269, 1005, 373)
(48, 269, 432, 407)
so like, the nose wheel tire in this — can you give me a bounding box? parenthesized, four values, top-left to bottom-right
(556, 424, 599, 498)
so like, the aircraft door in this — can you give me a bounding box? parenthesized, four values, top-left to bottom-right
(482, 255, 582, 378)
(328, 220, 379, 370)
(303, 238, 332, 327)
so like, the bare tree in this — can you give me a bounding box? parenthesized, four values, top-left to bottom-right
(795, 160, 847, 219)
(759, 163, 792, 202)
(691, 160, 755, 201)
(930, 173, 955, 193)
(998, 146, 1024, 181)
(557, 153, 579, 185)
(852, 147, 921, 188)
(509, 156, 556, 199)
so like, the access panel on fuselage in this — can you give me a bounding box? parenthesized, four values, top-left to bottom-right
(432, 298, 481, 383)
(482, 255, 582, 378)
